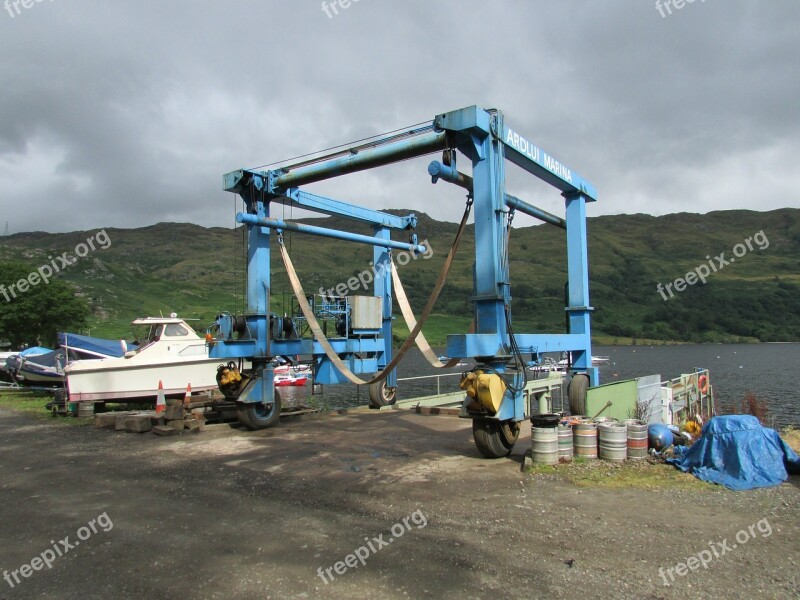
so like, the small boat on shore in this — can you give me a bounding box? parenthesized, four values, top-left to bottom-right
(65, 316, 220, 402)
(556, 354, 611, 367)
(274, 363, 312, 378)
(1, 347, 50, 382)
(16, 349, 68, 385)
(274, 373, 309, 387)
(529, 354, 611, 373)
(529, 357, 565, 373)
(12, 334, 135, 386)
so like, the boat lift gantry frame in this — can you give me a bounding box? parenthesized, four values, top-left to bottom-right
(210, 105, 599, 456)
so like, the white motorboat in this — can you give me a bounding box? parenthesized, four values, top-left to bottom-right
(65, 316, 220, 402)
(530, 354, 611, 373)
(556, 354, 611, 367)
(529, 357, 566, 373)
(274, 362, 313, 378)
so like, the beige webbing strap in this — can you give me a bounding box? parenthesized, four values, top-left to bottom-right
(390, 260, 461, 369)
(277, 199, 473, 386)
(279, 241, 375, 385)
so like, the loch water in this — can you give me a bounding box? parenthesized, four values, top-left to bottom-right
(279, 343, 799, 429)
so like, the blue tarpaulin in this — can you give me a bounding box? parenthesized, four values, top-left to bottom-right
(669, 415, 800, 491)
(58, 333, 133, 358)
(18, 346, 52, 356)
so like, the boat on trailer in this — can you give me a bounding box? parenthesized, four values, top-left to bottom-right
(65, 316, 221, 402)
(2, 347, 49, 383)
(14, 334, 134, 386)
(16, 349, 68, 385)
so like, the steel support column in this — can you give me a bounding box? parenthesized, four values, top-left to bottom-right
(564, 192, 598, 386)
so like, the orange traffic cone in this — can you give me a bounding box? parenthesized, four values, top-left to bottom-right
(183, 383, 192, 408)
(155, 380, 166, 415)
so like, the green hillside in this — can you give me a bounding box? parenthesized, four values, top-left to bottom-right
(1, 208, 798, 344)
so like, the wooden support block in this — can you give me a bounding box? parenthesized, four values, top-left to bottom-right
(165, 404, 185, 421)
(94, 413, 118, 429)
(115, 413, 130, 431)
(152, 425, 179, 436)
(167, 419, 185, 430)
(124, 415, 153, 433)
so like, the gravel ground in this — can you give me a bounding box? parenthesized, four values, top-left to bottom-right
(0, 406, 797, 600)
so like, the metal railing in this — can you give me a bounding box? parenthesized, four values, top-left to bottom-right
(397, 372, 463, 396)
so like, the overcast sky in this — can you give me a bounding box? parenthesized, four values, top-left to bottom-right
(1, 0, 797, 234)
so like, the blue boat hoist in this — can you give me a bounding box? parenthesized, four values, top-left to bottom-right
(208, 105, 599, 458)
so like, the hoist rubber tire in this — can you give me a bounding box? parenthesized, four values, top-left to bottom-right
(237, 391, 282, 430)
(472, 419, 520, 459)
(368, 381, 397, 408)
(568, 373, 590, 416)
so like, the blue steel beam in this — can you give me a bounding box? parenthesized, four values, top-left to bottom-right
(272, 189, 416, 230)
(268, 130, 448, 190)
(247, 201, 270, 356)
(504, 195, 566, 230)
(210, 337, 389, 359)
(236, 213, 427, 253)
(427, 161, 566, 229)
(500, 122, 597, 201)
(447, 333, 590, 358)
(373, 227, 396, 389)
(224, 173, 416, 229)
(428, 161, 473, 190)
(564, 192, 599, 385)
(461, 112, 509, 338)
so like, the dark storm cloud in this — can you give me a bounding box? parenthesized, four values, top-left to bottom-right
(0, 0, 797, 233)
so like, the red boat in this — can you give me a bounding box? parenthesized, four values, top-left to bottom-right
(274, 374, 309, 387)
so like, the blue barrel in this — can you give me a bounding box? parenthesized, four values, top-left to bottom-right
(648, 424, 674, 451)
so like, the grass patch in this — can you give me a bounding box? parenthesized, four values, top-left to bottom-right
(526, 457, 709, 490)
(0, 390, 91, 426)
(0, 390, 53, 417)
(782, 426, 800, 454)
(392, 313, 474, 347)
(525, 463, 559, 476)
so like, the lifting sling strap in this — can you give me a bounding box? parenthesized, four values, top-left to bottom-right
(277, 198, 472, 385)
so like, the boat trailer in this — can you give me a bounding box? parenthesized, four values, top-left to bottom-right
(208, 105, 599, 458)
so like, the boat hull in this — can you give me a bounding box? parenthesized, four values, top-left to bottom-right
(66, 357, 220, 402)
(275, 376, 309, 387)
(17, 369, 64, 385)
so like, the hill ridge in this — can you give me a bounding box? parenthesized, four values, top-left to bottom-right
(1, 208, 798, 343)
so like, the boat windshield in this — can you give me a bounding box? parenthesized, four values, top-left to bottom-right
(128, 322, 195, 353)
(129, 324, 165, 353)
